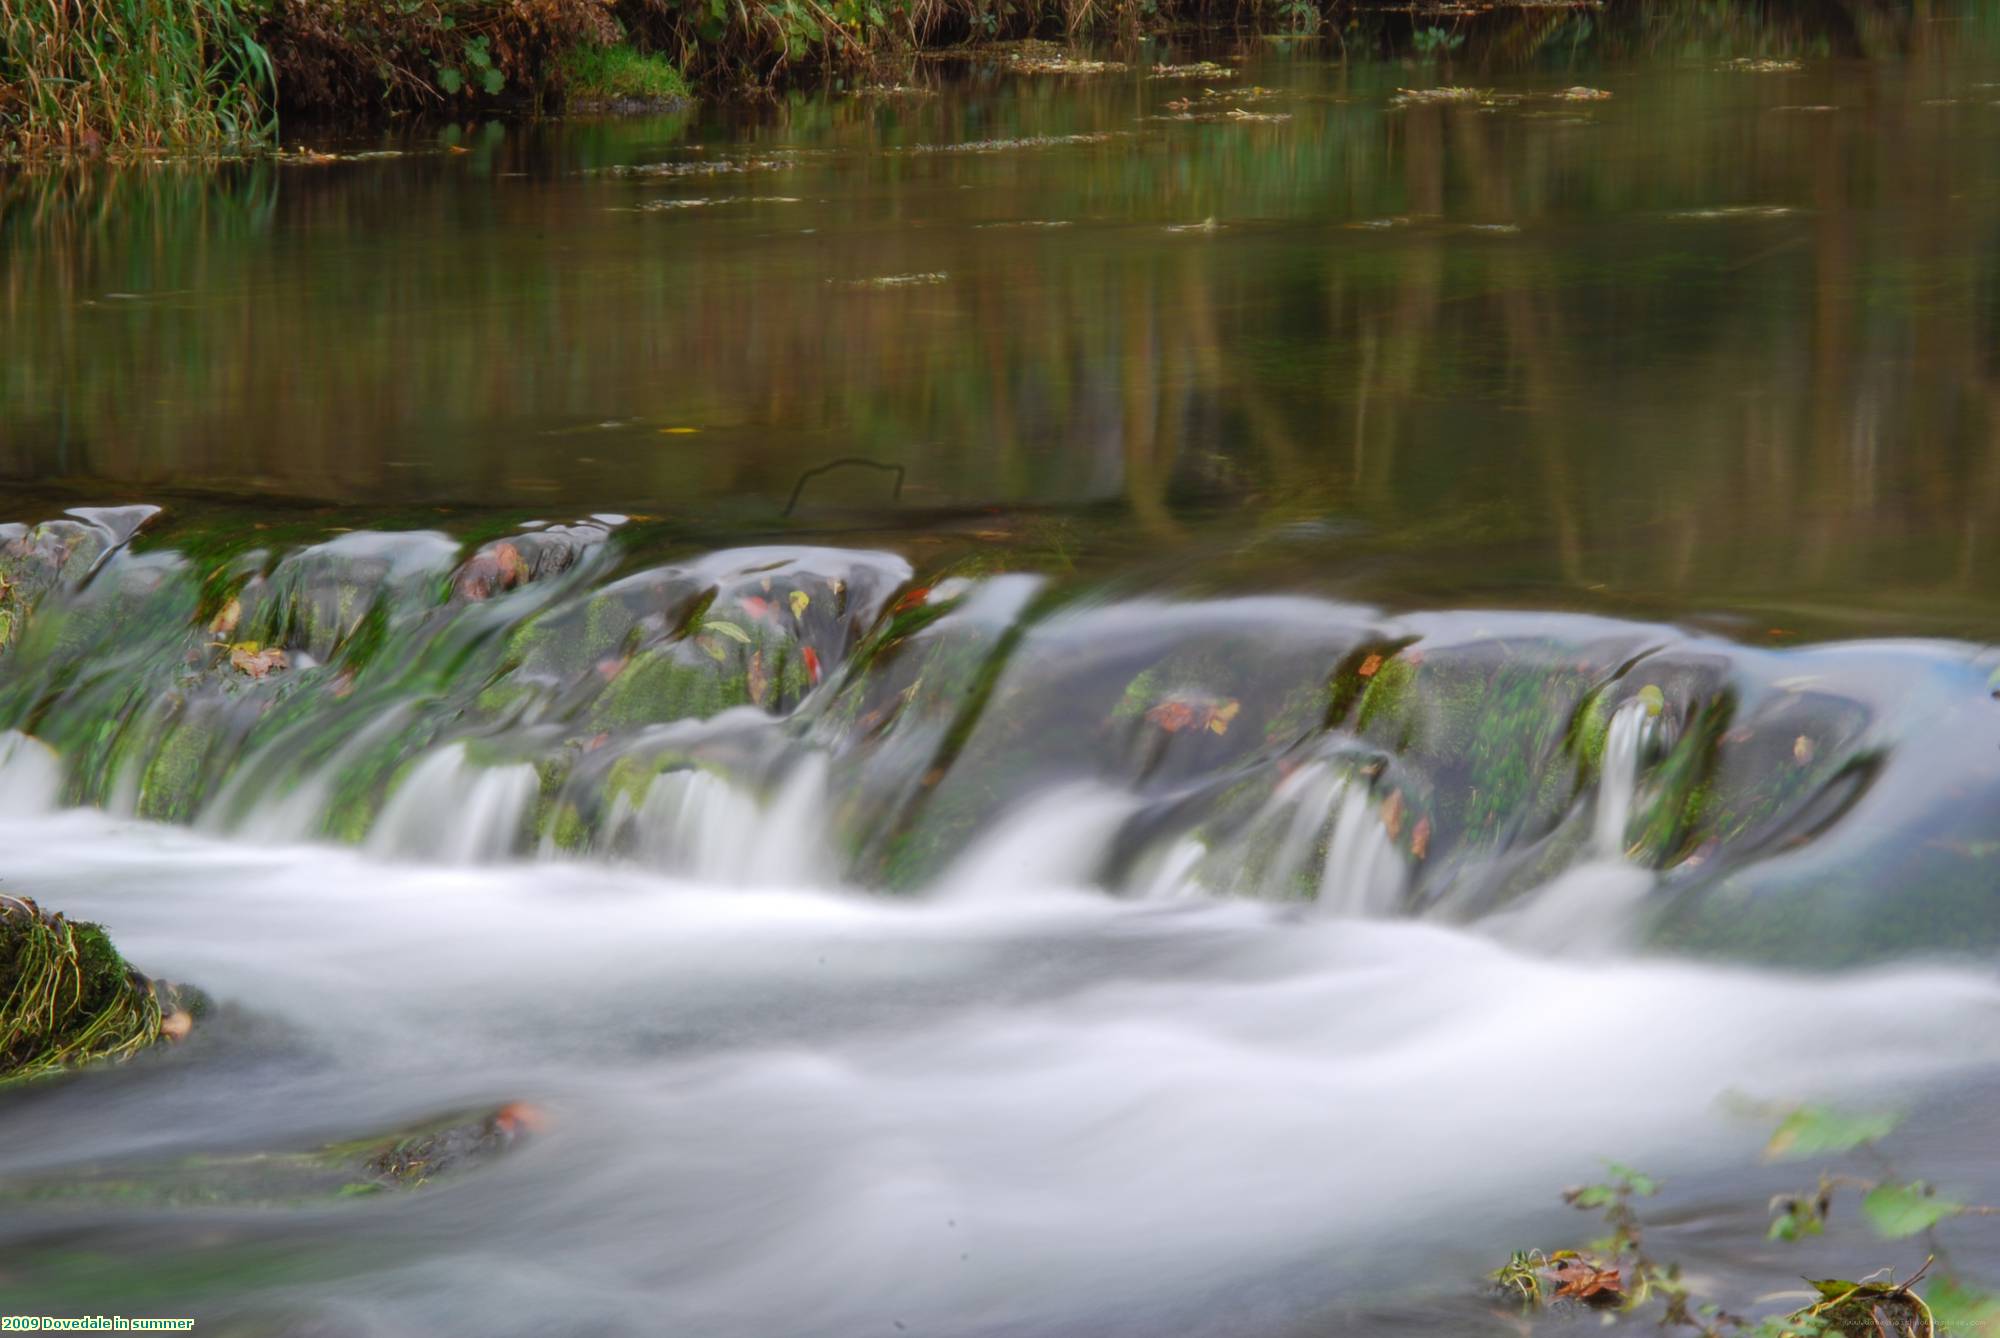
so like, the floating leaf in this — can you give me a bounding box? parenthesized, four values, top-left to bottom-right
(1765, 1106, 1900, 1160)
(1861, 1181, 1963, 1239)
(790, 590, 810, 619)
(1543, 1256, 1622, 1305)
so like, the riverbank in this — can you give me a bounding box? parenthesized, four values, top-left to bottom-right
(0, 0, 1926, 160)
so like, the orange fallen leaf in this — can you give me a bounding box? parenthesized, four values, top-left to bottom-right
(1358, 653, 1383, 679)
(1410, 816, 1431, 860)
(1381, 789, 1405, 840)
(802, 645, 822, 684)
(228, 643, 288, 678)
(892, 586, 932, 613)
(209, 597, 242, 638)
(492, 1101, 550, 1136)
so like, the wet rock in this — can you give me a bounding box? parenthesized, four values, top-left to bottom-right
(0, 895, 193, 1087)
(0, 1101, 546, 1208)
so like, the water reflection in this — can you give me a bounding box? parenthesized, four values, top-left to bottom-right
(4, 6, 2000, 627)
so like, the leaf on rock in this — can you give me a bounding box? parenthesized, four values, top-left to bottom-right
(1358, 653, 1383, 679)
(1410, 816, 1431, 860)
(790, 590, 811, 619)
(209, 596, 242, 637)
(1543, 1256, 1622, 1305)
(228, 642, 289, 678)
(1146, 696, 1242, 735)
(702, 619, 753, 645)
(802, 645, 822, 684)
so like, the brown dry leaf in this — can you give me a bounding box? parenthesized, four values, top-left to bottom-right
(1381, 790, 1405, 840)
(1410, 816, 1431, 860)
(159, 1010, 193, 1041)
(1544, 1257, 1623, 1303)
(748, 650, 770, 705)
(1147, 700, 1196, 733)
(209, 597, 242, 638)
(228, 643, 288, 678)
(1793, 735, 1816, 764)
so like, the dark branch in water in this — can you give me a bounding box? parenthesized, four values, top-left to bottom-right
(783, 458, 906, 517)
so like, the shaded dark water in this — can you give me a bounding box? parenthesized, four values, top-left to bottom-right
(5, 9, 2000, 1337)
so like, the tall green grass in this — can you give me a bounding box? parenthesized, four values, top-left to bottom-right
(0, 0, 276, 156)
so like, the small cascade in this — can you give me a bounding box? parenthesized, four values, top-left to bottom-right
(1138, 761, 1406, 915)
(1592, 699, 1656, 860)
(208, 705, 417, 844)
(610, 754, 834, 886)
(0, 731, 62, 815)
(940, 785, 1140, 897)
(367, 743, 540, 864)
(1319, 778, 1408, 916)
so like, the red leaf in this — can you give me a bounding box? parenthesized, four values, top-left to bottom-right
(802, 645, 822, 684)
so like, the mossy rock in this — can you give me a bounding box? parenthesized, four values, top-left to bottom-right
(0, 1101, 545, 1210)
(0, 895, 187, 1086)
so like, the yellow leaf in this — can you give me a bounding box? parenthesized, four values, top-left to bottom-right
(659, 426, 700, 435)
(790, 591, 810, 618)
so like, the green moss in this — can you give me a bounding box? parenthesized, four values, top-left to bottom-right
(563, 43, 690, 106)
(0, 896, 165, 1086)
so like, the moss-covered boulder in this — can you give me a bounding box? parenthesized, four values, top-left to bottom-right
(0, 895, 195, 1087)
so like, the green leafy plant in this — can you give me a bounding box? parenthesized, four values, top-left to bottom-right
(1493, 1107, 2000, 1337)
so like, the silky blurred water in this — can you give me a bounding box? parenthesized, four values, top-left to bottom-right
(7, 8, 2000, 1334)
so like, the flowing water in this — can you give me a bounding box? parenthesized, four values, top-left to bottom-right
(6, 7, 2000, 1335)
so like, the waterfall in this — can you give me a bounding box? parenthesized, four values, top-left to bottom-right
(367, 743, 540, 864)
(941, 785, 1140, 897)
(0, 731, 61, 814)
(1319, 777, 1407, 917)
(613, 754, 834, 886)
(1592, 699, 1655, 860)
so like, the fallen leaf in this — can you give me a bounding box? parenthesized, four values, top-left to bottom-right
(1358, 653, 1384, 679)
(1382, 790, 1405, 839)
(492, 1101, 550, 1136)
(1793, 735, 1816, 764)
(702, 618, 753, 644)
(893, 586, 932, 613)
(1207, 700, 1240, 735)
(159, 1010, 192, 1041)
(790, 590, 811, 619)
(209, 597, 241, 638)
(1543, 1256, 1623, 1304)
(228, 643, 288, 678)
(741, 595, 775, 620)
(1411, 816, 1431, 860)
(802, 645, 822, 684)
(748, 650, 769, 704)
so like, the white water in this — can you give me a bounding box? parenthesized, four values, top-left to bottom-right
(2, 799, 1998, 1335)
(1593, 700, 1655, 859)
(3, 720, 2000, 1335)
(367, 742, 541, 863)
(606, 753, 835, 886)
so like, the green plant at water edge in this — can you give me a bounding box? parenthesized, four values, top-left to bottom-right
(0, 895, 163, 1085)
(1491, 1108, 2000, 1336)
(563, 39, 690, 102)
(1412, 25, 1462, 57)
(0, 0, 275, 155)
